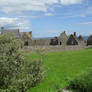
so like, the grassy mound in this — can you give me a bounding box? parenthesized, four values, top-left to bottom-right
(68, 68, 92, 92)
(27, 49, 92, 92)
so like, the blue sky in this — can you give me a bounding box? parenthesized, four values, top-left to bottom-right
(0, 0, 92, 38)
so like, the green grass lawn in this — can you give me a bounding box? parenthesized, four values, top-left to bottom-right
(27, 48, 92, 92)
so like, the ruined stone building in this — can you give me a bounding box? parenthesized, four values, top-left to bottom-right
(28, 32, 32, 40)
(49, 31, 68, 46)
(20, 32, 29, 46)
(77, 35, 86, 46)
(1, 27, 32, 46)
(58, 31, 68, 45)
(67, 32, 87, 46)
(87, 35, 92, 45)
(67, 34, 78, 45)
(0, 27, 89, 46)
(1, 27, 20, 38)
(50, 37, 58, 45)
(50, 32, 78, 46)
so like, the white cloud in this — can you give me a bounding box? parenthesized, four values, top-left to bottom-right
(0, 17, 31, 32)
(0, 0, 59, 14)
(61, 0, 83, 5)
(0, 0, 84, 14)
(30, 15, 40, 18)
(87, 7, 92, 15)
(80, 22, 92, 25)
(45, 13, 53, 16)
(79, 7, 92, 17)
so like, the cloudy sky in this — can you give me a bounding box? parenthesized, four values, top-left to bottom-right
(0, 0, 92, 38)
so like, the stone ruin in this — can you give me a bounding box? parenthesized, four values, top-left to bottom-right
(67, 34, 78, 45)
(50, 37, 58, 45)
(49, 32, 86, 46)
(87, 35, 92, 46)
(78, 35, 87, 46)
(58, 31, 68, 45)
(1, 27, 92, 46)
(1, 27, 32, 46)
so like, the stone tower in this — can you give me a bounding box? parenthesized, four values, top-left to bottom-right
(29, 31, 32, 40)
(74, 32, 76, 38)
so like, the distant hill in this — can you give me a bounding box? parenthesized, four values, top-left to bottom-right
(83, 36, 89, 40)
(33, 36, 89, 40)
(33, 37, 53, 40)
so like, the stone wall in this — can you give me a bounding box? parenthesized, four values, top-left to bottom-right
(28, 39, 51, 46)
(78, 40, 87, 46)
(23, 45, 88, 53)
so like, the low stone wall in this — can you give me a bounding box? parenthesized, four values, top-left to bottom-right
(23, 45, 88, 53)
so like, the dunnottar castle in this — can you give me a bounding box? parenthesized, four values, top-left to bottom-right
(1, 27, 92, 48)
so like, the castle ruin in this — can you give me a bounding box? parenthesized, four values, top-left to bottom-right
(1, 27, 91, 47)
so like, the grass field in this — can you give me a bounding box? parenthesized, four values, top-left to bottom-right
(27, 48, 92, 92)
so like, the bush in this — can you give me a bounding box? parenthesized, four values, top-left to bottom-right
(26, 60, 44, 87)
(0, 34, 44, 92)
(68, 68, 92, 92)
(7, 60, 44, 92)
(0, 34, 24, 88)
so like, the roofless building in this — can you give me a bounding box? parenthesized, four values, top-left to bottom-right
(87, 35, 92, 46)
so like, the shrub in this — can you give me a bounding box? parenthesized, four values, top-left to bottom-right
(0, 34, 24, 88)
(0, 34, 44, 92)
(68, 68, 92, 92)
(7, 60, 44, 92)
(26, 60, 44, 87)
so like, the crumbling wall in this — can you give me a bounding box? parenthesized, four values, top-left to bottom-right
(67, 35, 78, 45)
(58, 31, 68, 45)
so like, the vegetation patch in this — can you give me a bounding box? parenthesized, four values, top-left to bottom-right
(28, 48, 92, 92)
(67, 68, 92, 92)
(0, 34, 44, 92)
